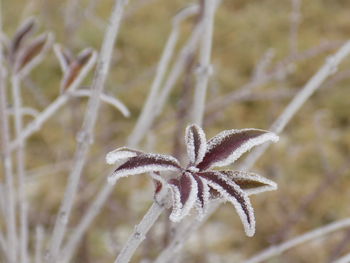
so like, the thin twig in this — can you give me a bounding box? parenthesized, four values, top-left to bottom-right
(47, 0, 129, 261)
(127, 4, 200, 147)
(192, 0, 218, 125)
(242, 218, 350, 263)
(69, 89, 130, 117)
(35, 225, 44, 263)
(11, 74, 29, 263)
(9, 51, 97, 152)
(333, 251, 350, 263)
(240, 40, 350, 170)
(0, 3, 18, 262)
(114, 202, 164, 263)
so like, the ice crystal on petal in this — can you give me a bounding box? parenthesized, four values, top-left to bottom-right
(197, 129, 279, 170)
(199, 172, 255, 237)
(221, 171, 278, 195)
(108, 153, 181, 185)
(169, 183, 182, 221)
(185, 124, 207, 165)
(106, 147, 143, 165)
(106, 124, 278, 236)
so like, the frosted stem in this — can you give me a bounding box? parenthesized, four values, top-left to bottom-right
(61, 181, 114, 263)
(333, 252, 350, 263)
(0, 4, 17, 262)
(114, 202, 164, 263)
(10, 93, 71, 152)
(127, 4, 199, 147)
(242, 218, 350, 263)
(69, 89, 130, 117)
(11, 75, 28, 263)
(192, 0, 218, 125)
(47, 0, 129, 261)
(35, 225, 44, 263)
(241, 40, 350, 170)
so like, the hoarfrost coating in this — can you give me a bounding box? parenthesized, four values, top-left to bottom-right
(106, 124, 279, 236)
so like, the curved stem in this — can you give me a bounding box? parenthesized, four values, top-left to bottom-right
(11, 75, 28, 263)
(242, 218, 350, 263)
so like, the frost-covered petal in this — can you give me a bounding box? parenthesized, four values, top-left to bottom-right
(108, 153, 181, 185)
(106, 147, 143, 165)
(221, 171, 277, 195)
(168, 182, 182, 220)
(185, 124, 207, 165)
(169, 173, 198, 222)
(198, 171, 255, 236)
(193, 174, 210, 217)
(197, 129, 279, 170)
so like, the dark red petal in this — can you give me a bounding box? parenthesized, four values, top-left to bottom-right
(108, 153, 181, 185)
(11, 17, 36, 58)
(197, 129, 278, 170)
(193, 174, 205, 208)
(221, 171, 277, 195)
(198, 171, 255, 236)
(185, 124, 207, 165)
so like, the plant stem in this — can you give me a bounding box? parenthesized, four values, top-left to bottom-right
(192, 0, 218, 125)
(0, 3, 18, 262)
(10, 51, 97, 152)
(35, 225, 44, 263)
(47, 0, 129, 261)
(114, 202, 164, 263)
(242, 218, 350, 263)
(240, 40, 350, 170)
(61, 179, 114, 263)
(11, 74, 28, 263)
(127, 4, 200, 147)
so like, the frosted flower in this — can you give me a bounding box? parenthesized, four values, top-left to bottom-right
(106, 124, 279, 236)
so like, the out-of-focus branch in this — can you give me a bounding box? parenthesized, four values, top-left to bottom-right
(242, 218, 350, 263)
(207, 41, 342, 115)
(34, 225, 44, 263)
(241, 40, 350, 169)
(127, 4, 200, 147)
(289, 0, 302, 55)
(47, 0, 129, 261)
(0, 4, 18, 262)
(192, 0, 218, 125)
(11, 74, 29, 263)
(70, 89, 130, 117)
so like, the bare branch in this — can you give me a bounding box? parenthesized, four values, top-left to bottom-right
(242, 218, 350, 263)
(47, 0, 129, 261)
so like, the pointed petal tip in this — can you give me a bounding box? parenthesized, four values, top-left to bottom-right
(245, 226, 255, 237)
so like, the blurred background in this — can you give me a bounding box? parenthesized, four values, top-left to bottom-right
(1, 0, 350, 262)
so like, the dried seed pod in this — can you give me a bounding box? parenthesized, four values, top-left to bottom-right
(60, 48, 95, 92)
(10, 17, 37, 63)
(14, 32, 53, 76)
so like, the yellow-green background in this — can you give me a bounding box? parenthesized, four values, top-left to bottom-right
(1, 0, 350, 262)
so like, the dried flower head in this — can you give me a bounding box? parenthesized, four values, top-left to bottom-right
(106, 124, 279, 236)
(54, 44, 97, 93)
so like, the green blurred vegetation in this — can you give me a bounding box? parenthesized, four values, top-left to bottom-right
(1, 0, 350, 262)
